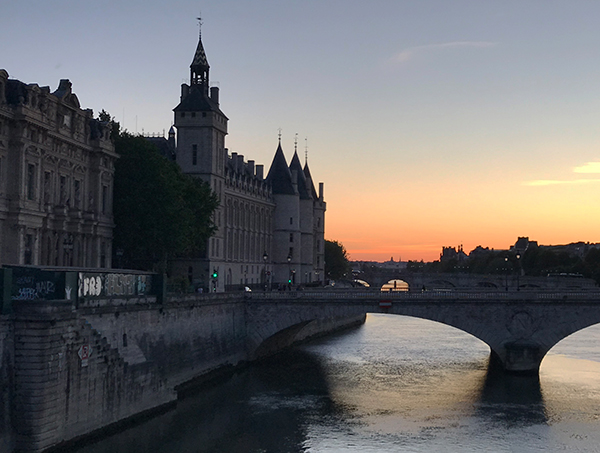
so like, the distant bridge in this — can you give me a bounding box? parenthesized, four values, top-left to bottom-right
(246, 289, 600, 374)
(357, 271, 597, 291)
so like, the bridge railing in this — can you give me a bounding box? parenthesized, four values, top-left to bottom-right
(244, 289, 600, 301)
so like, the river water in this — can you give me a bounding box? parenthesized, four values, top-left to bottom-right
(75, 314, 600, 453)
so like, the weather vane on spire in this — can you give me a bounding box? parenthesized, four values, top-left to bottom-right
(278, 128, 282, 144)
(197, 13, 203, 39)
(294, 133, 298, 153)
(305, 137, 308, 164)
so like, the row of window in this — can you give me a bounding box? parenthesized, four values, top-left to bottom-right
(21, 231, 109, 267)
(225, 230, 271, 262)
(179, 111, 226, 125)
(25, 162, 111, 214)
(225, 200, 272, 232)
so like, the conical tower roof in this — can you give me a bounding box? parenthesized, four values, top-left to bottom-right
(191, 37, 209, 71)
(290, 151, 312, 200)
(303, 162, 318, 199)
(267, 143, 296, 195)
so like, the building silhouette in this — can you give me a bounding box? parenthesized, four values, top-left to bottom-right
(167, 28, 325, 290)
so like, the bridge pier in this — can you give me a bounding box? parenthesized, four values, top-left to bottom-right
(489, 342, 543, 375)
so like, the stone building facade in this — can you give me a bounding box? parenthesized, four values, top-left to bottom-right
(169, 31, 325, 290)
(0, 70, 117, 268)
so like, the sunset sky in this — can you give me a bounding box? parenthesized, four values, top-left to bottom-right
(3, 1, 600, 261)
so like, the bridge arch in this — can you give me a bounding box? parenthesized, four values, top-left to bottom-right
(381, 279, 409, 292)
(246, 292, 600, 375)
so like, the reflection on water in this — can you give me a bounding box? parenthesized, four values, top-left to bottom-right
(74, 314, 600, 453)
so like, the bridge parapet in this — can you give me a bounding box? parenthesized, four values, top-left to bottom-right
(247, 289, 600, 302)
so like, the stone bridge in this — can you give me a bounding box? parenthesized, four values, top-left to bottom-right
(358, 271, 597, 291)
(245, 289, 600, 374)
(4, 286, 600, 452)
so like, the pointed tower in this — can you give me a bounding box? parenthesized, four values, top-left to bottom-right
(174, 25, 228, 181)
(289, 150, 314, 284)
(304, 161, 326, 284)
(267, 141, 300, 285)
(172, 23, 228, 290)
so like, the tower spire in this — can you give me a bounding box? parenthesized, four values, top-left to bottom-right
(197, 14, 203, 39)
(190, 16, 210, 91)
(305, 137, 308, 165)
(278, 128, 282, 145)
(294, 133, 298, 154)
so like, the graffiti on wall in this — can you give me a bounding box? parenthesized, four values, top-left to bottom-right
(11, 271, 62, 301)
(78, 272, 153, 298)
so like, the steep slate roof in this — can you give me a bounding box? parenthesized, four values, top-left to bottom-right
(173, 84, 226, 116)
(267, 143, 296, 195)
(303, 162, 318, 199)
(289, 151, 313, 200)
(146, 137, 176, 161)
(191, 37, 209, 70)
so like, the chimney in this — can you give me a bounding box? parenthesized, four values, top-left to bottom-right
(231, 152, 238, 172)
(180, 84, 189, 101)
(256, 164, 264, 180)
(237, 155, 245, 173)
(210, 86, 219, 105)
(248, 160, 255, 176)
(319, 182, 324, 201)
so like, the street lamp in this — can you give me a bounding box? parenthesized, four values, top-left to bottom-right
(515, 253, 521, 291)
(263, 252, 268, 291)
(116, 248, 124, 269)
(287, 255, 292, 287)
(63, 235, 74, 266)
(504, 257, 509, 291)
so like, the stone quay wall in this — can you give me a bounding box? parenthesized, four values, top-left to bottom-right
(0, 293, 364, 452)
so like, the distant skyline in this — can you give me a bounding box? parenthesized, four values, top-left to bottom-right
(4, 1, 600, 261)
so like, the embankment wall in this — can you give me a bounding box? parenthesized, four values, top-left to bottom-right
(2, 294, 363, 452)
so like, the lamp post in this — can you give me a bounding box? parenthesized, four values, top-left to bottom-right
(287, 255, 292, 289)
(263, 252, 268, 291)
(63, 235, 74, 266)
(516, 253, 521, 291)
(116, 248, 124, 269)
(504, 257, 509, 291)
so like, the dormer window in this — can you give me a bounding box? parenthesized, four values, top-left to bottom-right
(192, 112, 196, 118)
(202, 112, 207, 118)
(181, 112, 186, 118)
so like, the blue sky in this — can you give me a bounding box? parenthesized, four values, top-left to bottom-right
(3, 1, 600, 260)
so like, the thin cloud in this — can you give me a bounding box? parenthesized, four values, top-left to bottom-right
(524, 179, 600, 187)
(392, 41, 497, 63)
(525, 160, 600, 185)
(573, 161, 600, 173)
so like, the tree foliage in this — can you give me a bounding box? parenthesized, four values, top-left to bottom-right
(405, 242, 600, 285)
(109, 120, 218, 271)
(325, 239, 351, 280)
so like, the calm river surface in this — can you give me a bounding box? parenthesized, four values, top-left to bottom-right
(75, 314, 600, 453)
